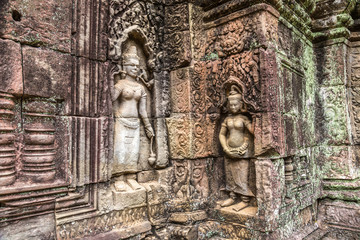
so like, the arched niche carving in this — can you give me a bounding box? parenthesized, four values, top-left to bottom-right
(109, 28, 168, 178)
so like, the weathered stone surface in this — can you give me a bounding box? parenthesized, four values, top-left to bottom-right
(319, 199, 360, 231)
(350, 44, 360, 87)
(0, 93, 18, 187)
(315, 44, 347, 86)
(165, 3, 189, 32)
(169, 210, 207, 223)
(315, 146, 360, 180)
(253, 112, 285, 156)
(0, 213, 56, 240)
(198, 221, 252, 239)
(0, 0, 72, 52)
(315, 86, 350, 145)
(66, 116, 112, 187)
(112, 180, 147, 210)
(164, 30, 192, 69)
(349, 86, 360, 144)
(56, 206, 151, 239)
(71, 0, 108, 61)
(153, 71, 171, 118)
(22, 46, 72, 100)
(170, 68, 191, 113)
(254, 158, 282, 231)
(68, 58, 110, 116)
(0, 39, 23, 95)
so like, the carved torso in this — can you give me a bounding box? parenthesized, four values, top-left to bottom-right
(223, 114, 251, 148)
(114, 79, 146, 118)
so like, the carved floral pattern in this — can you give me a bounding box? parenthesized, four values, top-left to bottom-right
(109, 0, 164, 70)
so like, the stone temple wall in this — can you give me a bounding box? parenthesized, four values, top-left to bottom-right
(0, 0, 359, 239)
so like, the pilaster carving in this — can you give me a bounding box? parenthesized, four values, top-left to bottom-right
(0, 93, 16, 186)
(22, 98, 58, 182)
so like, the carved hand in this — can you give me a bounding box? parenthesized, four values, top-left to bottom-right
(145, 126, 155, 139)
(223, 147, 234, 157)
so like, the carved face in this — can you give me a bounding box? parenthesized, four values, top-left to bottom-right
(123, 58, 139, 78)
(228, 98, 242, 114)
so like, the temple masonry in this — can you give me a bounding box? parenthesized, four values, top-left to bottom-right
(0, 0, 360, 239)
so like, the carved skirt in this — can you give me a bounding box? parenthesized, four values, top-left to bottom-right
(225, 157, 254, 197)
(113, 117, 140, 175)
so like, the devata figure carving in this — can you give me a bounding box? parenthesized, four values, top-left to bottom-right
(219, 84, 255, 211)
(112, 45, 155, 175)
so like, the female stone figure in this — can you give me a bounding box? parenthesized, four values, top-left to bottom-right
(112, 45, 154, 175)
(219, 84, 254, 211)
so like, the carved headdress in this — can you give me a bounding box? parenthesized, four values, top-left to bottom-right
(123, 45, 140, 65)
(228, 85, 243, 101)
(221, 76, 255, 113)
(227, 84, 247, 112)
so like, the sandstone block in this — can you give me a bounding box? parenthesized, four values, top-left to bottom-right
(165, 3, 189, 32)
(164, 31, 191, 69)
(0, 39, 23, 95)
(0, 0, 72, 52)
(112, 180, 147, 210)
(22, 46, 72, 100)
(315, 146, 360, 180)
(315, 86, 350, 145)
(0, 213, 55, 240)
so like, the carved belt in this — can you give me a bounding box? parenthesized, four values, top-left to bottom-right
(117, 117, 140, 129)
(227, 142, 249, 156)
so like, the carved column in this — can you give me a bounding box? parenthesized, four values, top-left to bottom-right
(0, 93, 16, 186)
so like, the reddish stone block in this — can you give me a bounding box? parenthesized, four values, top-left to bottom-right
(350, 87, 360, 144)
(254, 158, 282, 231)
(166, 114, 210, 159)
(191, 114, 208, 159)
(254, 7, 279, 47)
(170, 68, 191, 113)
(166, 115, 191, 159)
(68, 58, 110, 117)
(22, 46, 72, 100)
(153, 71, 171, 118)
(71, 0, 108, 60)
(260, 48, 280, 113)
(319, 199, 360, 230)
(206, 114, 221, 157)
(0, 0, 72, 52)
(254, 112, 285, 156)
(191, 62, 207, 116)
(284, 115, 298, 156)
(190, 159, 209, 199)
(350, 46, 360, 87)
(0, 39, 23, 95)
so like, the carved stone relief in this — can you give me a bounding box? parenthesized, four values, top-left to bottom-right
(22, 98, 58, 182)
(111, 44, 154, 175)
(108, 0, 169, 173)
(172, 159, 209, 202)
(218, 83, 255, 211)
(0, 93, 17, 186)
(108, 0, 164, 71)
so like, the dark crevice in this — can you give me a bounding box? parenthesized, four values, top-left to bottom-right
(11, 9, 22, 21)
